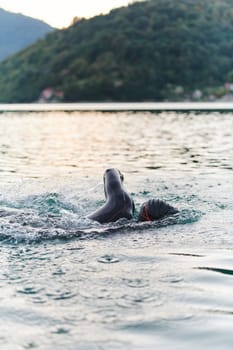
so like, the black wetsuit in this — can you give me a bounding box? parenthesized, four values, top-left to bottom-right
(88, 168, 135, 224)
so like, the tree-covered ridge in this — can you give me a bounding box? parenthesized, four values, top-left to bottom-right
(1, 0, 233, 102)
(0, 8, 54, 62)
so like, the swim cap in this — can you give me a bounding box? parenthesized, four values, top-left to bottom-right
(138, 199, 178, 221)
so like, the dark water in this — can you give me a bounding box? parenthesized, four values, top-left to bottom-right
(0, 111, 232, 349)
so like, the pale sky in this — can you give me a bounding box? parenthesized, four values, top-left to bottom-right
(0, 0, 138, 28)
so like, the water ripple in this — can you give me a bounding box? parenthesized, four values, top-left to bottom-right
(97, 255, 120, 264)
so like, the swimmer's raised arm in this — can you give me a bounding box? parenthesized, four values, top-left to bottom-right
(88, 168, 134, 224)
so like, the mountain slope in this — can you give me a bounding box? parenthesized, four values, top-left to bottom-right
(0, 8, 54, 61)
(0, 0, 233, 102)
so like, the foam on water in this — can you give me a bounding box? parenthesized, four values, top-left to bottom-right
(0, 177, 201, 243)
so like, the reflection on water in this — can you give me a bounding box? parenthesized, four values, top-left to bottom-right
(0, 111, 232, 182)
(0, 111, 232, 349)
(198, 267, 233, 276)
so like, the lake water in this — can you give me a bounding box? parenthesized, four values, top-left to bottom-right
(0, 109, 232, 349)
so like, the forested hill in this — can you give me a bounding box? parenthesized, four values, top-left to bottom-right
(0, 8, 54, 62)
(1, 0, 233, 102)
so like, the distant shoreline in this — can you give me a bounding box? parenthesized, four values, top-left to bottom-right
(1, 102, 233, 112)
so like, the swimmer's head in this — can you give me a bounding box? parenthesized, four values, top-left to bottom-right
(138, 199, 178, 221)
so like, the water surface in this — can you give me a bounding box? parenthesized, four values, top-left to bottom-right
(0, 110, 232, 349)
